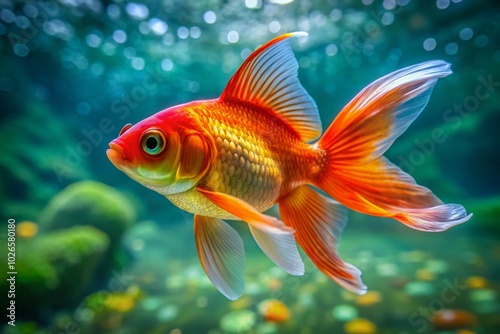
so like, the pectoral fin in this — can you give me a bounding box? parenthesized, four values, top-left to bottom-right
(197, 187, 304, 276)
(194, 215, 245, 300)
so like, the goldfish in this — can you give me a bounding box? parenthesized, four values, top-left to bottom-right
(107, 32, 472, 300)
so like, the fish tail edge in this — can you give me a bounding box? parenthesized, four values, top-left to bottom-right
(313, 60, 472, 232)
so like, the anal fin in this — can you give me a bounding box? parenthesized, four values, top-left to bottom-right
(279, 185, 367, 294)
(197, 187, 304, 276)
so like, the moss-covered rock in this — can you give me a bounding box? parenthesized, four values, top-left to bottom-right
(39, 181, 136, 246)
(0, 226, 109, 319)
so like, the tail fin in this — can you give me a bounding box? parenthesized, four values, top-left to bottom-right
(315, 61, 472, 231)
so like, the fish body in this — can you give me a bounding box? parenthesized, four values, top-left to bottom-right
(164, 99, 319, 219)
(107, 32, 472, 300)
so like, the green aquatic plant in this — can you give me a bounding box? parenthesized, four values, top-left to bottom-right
(0, 100, 91, 221)
(0, 226, 109, 318)
(468, 196, 500, 234)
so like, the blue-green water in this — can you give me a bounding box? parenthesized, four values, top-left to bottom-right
(1, 0, 499, 333)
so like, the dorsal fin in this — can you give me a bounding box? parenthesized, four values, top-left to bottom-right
(220, 32, 322, 142)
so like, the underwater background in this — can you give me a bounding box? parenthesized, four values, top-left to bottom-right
(1, 0, 499, 333)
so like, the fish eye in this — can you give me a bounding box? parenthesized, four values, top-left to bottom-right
(140, 129, 167, 156)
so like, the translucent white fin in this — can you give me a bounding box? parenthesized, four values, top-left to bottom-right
(248, 224, 305, 276)
(194, 215, 245, 300)
(197, 187, 304, 276)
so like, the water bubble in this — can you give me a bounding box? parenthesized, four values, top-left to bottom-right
(177, 26, 189, 39)
(187, 81, 199, 93)
(423, 38, 436, 51)
(162, 33, 175, 46)
(125, 3, 149, 20)
(474, 35, 489, 48)
(383, 0, 396, 10)
(43, 19, 74, 40)
(161, 58, 173, 71)
(436, 0, 450, 9)
(245, 0, 261, 9)
(240, 48, 252, 59)
(102, 42, 116, 56)
(299, 56, 311, 68)
(107, 4, 120, 20)
(149, 18, 167, 35)
(459, 27, 473, 41)
(381, 12, 394, 25)
(268, 21, 281, 33)
(362, 0, 374, 5)
(190, 26, 201, 39)
(112, 29, 127, 43)
(227, 30, 239, 43)
(124, 46, 136, 59)
(15, 15, 29, 29)
(325, 44, 338, 56)
(90, 62, 104, 76)
(77, 102, 91, 115)
(445, 42, 458, 55)
(23, 4, 38, 18)
(329, 9, 342, 22)
(203, 11, 216, 24)
(269, 0, 293, 4)
(157, 305, 178, 322)
(13, 44, 29, 57)
(86, 33, 102, 47)
(363, 44, 375, 56)
(74, 55, 89, 69)
(298, 17, 310, 31)
(309, 10, 327, 27)
(131, 57, 145, 70)
(1, 9, 15, 24)
(139, 21, 150, 35)
(196, 296, 207, 308)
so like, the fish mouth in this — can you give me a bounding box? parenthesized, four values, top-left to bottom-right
(106, 142, 128, 169)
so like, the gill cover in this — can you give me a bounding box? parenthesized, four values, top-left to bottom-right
(177, 133, 211, 180)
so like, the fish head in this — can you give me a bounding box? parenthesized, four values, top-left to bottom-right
(107, 107, 213, 195)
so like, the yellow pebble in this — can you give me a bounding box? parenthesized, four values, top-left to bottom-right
(258, 299, 290, 323)
(466, 276, 488, 289)
(457, 330, 476, 334)
(105, 294, 136, 313)
(344, 318, 377, 334)
(416, 269, 436, 281)
(355, 291, 382, 306)
(16, 221, 38, 239)
(230, 296, 252, 310)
